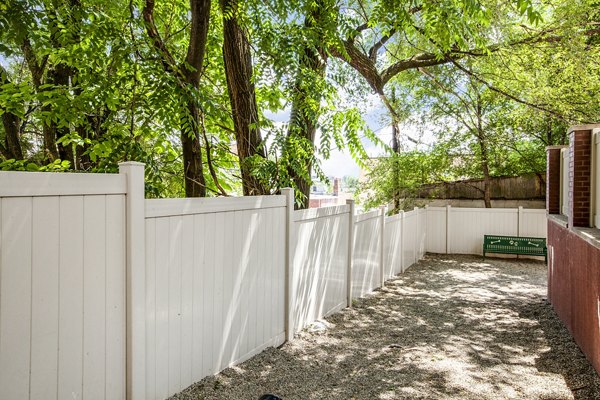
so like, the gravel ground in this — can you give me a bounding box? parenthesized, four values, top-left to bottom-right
(171, 254, 600, 400)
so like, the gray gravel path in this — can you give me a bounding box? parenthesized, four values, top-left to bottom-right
(171, 254, 600, 400)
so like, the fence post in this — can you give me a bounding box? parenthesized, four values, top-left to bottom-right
(446, 205, 451, 254)
(414, 207, 418, 265)
(400, 210, 405, 272)
(424, 205, 428, 256)
(281, 188, 295, 342)
(518, 206, 524, 237)
(380, 205, 386, 287)
(346, 199, 355, 307)
(118, 162, 146, 400)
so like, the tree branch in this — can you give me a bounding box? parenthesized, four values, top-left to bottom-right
(142, 0, 184, 83)
(184, 0, 211, 83)
(21, 37, 45, 89)
(347, 22, 369, 42)
(200, 114, 229, 196)
(369, 29, 396, 62)
(448, 59, 569, 122)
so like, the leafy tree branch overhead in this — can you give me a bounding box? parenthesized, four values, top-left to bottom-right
(0, 0, 598, 208)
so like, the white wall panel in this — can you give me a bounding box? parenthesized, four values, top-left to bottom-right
(426, 207, 447, 253)
(520, 209, 547, 238)
(0, 197, 33, 400)
(30, 197, 59, 400)
(417, 209, 427, 259)
(58, 196, 85, 400)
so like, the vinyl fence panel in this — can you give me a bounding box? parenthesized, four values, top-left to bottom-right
(0, 172, 127, 400)
(353, 210, 382, 298)
(426, 207, 447, 254)
(1, 166, 552, 400)
(417, 208, 427, 259)
(384, 214, 403, 277)
(293, 205, 349, 332)
(448, 208, 519, 255)
(402, 210, 418, 271)
(520, 209, 547, 238)
(144, 196, 286, 400)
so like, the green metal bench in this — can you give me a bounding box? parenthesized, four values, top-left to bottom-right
(483, 235, 547, 262)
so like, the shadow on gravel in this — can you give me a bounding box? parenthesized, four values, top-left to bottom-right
(524, 301, 600, 399)
(172, 254, 600, 400)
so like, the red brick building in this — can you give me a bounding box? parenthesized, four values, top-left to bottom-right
(547, 124, 600, 375)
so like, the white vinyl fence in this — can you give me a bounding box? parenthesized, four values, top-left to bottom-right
(0, 171, 127, 400)
(426, 206, 547, 256)
(292, 205, 350, 333)
(0, 164, 547, 400)
(143, 196, 286, 400)
(353, 209, 383, 298)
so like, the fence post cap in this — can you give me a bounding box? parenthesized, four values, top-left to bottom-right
(118, 161, 145, 167)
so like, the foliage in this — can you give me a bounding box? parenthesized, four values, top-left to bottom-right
(359, 149, 449, 212)
(342, 175, 359, 192)
(0, 0, 598, 205)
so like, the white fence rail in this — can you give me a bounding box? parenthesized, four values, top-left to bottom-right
(0, 165, 548, 400)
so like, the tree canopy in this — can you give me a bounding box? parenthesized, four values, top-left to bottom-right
(0, 0, 598, 207)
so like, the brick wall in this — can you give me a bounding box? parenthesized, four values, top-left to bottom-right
(546, 147, 563, 214)
(548, 218, 600, 374)
(547, 123, 600, 376)
(569, 129, 593, 227)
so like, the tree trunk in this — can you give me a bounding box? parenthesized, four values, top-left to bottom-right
(390, 122, 402, 211)
(1, 113, 23, 160)
(481, 169, 492, 208)
(46, 63, 75, 163)
(221, 0, 267, 196)
(181, 101, 206, 197)
(286, 6, 328, 208)
(475, 95, 492, 208)
(0, 67, 24, 160)
(143, 0, 210, 197)
(42, 3, 80, 164)
(181, 0, 211, 197)
(389, 89, 402, 212)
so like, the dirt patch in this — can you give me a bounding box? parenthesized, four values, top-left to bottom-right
(171, 254, 600, 400)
